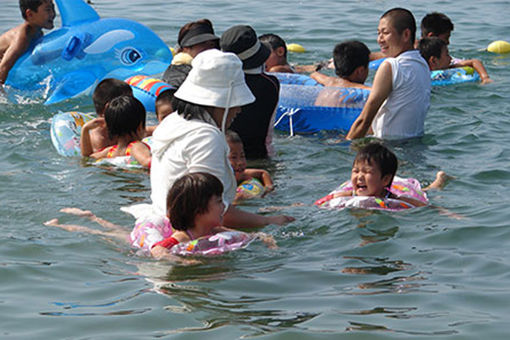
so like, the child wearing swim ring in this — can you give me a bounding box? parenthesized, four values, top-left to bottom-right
(226, 130, 274, 202)
(315, 142, 448, 210)
(45, 172, 275, 262)
(85, 95, 151, 168)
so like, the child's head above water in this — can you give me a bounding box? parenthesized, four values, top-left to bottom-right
(351, 142, 398, 197)
(20, 0, 55, 29)
(226, 130, 246, 182)
(333, 40, 370, 83)
(155, 88, 176, 122)
(92, 78, 133, 116)
(418, 37, 451, 70)
(259, 33, 288, 69)
(420, 12, 453, 44)
(104, 95, 146, 140)
(166, 172, 224, 231)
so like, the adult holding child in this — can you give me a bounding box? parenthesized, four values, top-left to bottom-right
(142, 49, 293, 253)
(346, 8, 431, 140)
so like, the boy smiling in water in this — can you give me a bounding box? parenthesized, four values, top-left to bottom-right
(0, 0, 56, 85)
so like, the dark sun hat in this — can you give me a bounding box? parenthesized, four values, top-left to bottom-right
(178, 22, 219, 48)
(220, 25, 270, 70)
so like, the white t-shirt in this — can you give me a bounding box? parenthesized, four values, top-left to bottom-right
(371, 50, 431, 139)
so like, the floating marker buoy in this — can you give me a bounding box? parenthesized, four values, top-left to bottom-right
(487, 40, 510, 54)
(287, 43, 306, 53)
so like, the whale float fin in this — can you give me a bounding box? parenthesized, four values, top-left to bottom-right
(55, 0, 100, 27)
(45, 69, 101, 105)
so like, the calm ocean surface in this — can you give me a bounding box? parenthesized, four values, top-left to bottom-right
(1, 0, 510, 338)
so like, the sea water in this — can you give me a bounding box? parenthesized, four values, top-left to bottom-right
(1, 0, 510, 338)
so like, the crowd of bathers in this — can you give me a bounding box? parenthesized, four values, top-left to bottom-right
(3, 2, 483, 258)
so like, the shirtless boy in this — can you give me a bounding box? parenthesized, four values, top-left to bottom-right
(311, 40, 371, 89)
(0, 0, 56, 85)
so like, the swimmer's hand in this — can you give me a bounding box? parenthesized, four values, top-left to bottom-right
(265, 214, 295, 226)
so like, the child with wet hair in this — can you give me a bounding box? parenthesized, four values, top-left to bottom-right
(226, 130, 274, 202)
(86, 95, 151, 168)
(0, 0, 56, 85)
(45, 172, 276, 262)
(418, 37, 452, 71)
(80, 78, 133, 156)
(315, 142, 448, 208)
(420, 12, 492, 84)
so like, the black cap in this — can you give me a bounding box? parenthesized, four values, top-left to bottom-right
(220, 25, 270, 69)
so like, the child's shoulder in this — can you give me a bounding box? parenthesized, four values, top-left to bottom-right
(0, 23, 39, 54)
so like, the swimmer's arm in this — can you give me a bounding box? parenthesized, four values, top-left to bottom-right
(89, 147, 109, 159)
(346, 61, 392, 140)
(145, 125, 157, 137)
(130, 141, 152, 168)
(310, 71, 335, 86)
(81, 117, 105, 156)
(223, 205, 294, 228)
(369, 51, 385, 61)
(452, 59, 492, 84)
(0, 26, 31, 84)
(245, 168, 274, 191)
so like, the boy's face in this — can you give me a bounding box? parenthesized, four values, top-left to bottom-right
(155, 101, 173, 122)
(351, 159, 392, 197)
(377, 17, 408, 57)
(227, 141, 247, 182)
(436, 45, 452, 69)
(28, 0, 56, 29)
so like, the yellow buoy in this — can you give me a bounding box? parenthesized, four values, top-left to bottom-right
(487, 40, 510, 54)
(286, 43, 306, 53)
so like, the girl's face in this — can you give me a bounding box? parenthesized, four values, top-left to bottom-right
(194, 195, 225, 231)
(377, 17, 409, 57)
(227, 141, 247, 182)
(351, 159, 392, 197)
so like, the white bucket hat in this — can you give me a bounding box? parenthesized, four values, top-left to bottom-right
(174, 49, 255, 132)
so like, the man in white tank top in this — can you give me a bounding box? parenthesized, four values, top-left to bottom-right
(347, 8, 431, 140)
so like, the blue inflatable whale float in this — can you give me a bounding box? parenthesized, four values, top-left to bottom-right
(5, 0, 172, 104)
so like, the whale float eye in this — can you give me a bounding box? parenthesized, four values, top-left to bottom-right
(119, 47, 142, 65)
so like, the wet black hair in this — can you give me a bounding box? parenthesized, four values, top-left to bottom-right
(92, 78, 133, 115)
(418, 37, 447, 61)
(167, 172, 224, 230)
(171, 96, 212, 122)
(259, 33, 287, 57)
(353, 142, 398, 185)
(19, 0, 44, 19)
(421, 12, 454, 37)
(333, 40, 370, 77)
(104, 95, 146, 140)
(381, 7, 417, 45)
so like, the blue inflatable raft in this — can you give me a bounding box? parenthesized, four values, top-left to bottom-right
(272, 73, 369, 135)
